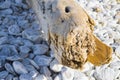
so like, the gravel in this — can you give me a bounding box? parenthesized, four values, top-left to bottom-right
(0, 0, 119, 80)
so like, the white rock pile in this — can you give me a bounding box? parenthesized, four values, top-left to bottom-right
(0, 0, 120, 80)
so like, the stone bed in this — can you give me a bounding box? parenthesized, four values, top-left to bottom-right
(0, 0, 120, 80)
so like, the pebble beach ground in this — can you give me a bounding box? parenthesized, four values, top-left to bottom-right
(0, 0, 120, 80)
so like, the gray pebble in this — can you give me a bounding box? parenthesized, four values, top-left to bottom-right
(0, 57, 6, 68)
(22, 39, 33, 47)
(0, 71, 9, 79)
(13, 61, 28, 74)
(22, 29, 42, 42)
(32, 44, 49, 55)
(40, 66, 51, 77)
(9, 45, 18, 55)
(5, 63, 16, 75)
(0, 31, 8, 37)
(0, 37, 9, 45)
(15, 0, 22, 4)
(9, 37, 23, 46)
(28, 59, 40, 70)
(31, 22, 41, 30)
(6, 55, 22, 61)
(0, 45, 11, 56)
(22, 58, 30, 65)
(34, 74, 47, 80)
(18, 20, 29, 29)
(0, 1, 11, 9)
(29, 53, 35, 59)
(19, 74, 32, 80)
(8, 24, 21, 35)
(73, 70, 89, 80)
(29, 70, 39, 78)
(0, 9, 13, 15)
(19, 46, 30, 54)
(13, 77, 19, 80)
(24, 64, 36, 72)
(5, 74, 14, 80)
(34, 55, 52, 66)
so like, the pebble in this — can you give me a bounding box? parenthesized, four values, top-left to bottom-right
(19, 46, 30, 54)
(9, 45, 18, 55)
(8, 24, 21, 35)
(34, 55, 52, 66)
(50, 59, 63, 72)
(40, 66, 51, 77)
(0, 31, 8, 37)
(29, 70, 39, 78)
(0, 45, 11, 56)
(32, 44, 49, 55)
(0, 57, 6, 68)
(5, 74, 14, 80)
(110, 61, 120, 69)
(22, 39, 33, 47)
(13, 61, 28, 74)
(0, 71, 9, 79)
(54, 74, 62, 80)
(22, 28, 42, 42)
(6, 55, 22, 61)
(115, 46, 120, 58)
(0, 0, 11, 9)
(73, 70, 89, 80)
(28, 59, 40, 70)
(18, 20, 29, 29)
(19, 74, 32, 80)
(0, 37, 9, 45)
(24, 64, 36, 72)
(0, 9, 13, 15)
(15, 0, 22, 4)
(94, 67, 115, 80)
(13, 77, 19, 80)
(5, 63, 16, 75)
(61, 67, 74, 80)
(34, 74, 47, 80)
(29, 53, 35, 59)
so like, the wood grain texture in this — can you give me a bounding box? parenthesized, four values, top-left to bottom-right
(28, 0, 113, 69)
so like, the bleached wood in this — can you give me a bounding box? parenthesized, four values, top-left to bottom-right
(28, 0, 112, 69)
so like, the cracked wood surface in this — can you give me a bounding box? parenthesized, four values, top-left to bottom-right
(28, 0, 113, 69)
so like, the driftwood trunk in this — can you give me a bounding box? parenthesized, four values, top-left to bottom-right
(28, 0, 113, 69)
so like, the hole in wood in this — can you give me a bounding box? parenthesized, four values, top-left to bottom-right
(65, 6, 71, 13)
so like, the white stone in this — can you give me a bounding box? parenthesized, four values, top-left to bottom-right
(110, 61, 120, 69)
(61, 67, 74, 80)
(54, 74, 62, 80)
(73, 70, 89, 80)
(115, 46, 120, 58)
(50, 59, 63, 72)
(34, 74, 47, 80)
(94, 67, 115, 80)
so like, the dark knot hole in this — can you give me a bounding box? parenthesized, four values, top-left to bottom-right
(65, 6, 71, 13)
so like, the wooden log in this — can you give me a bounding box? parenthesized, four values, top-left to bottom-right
(28, 0, 113, 69)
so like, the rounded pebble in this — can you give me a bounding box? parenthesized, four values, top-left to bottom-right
(34, 55, 52, 66)
(13, 61, 28, 74)
(50, 59, 63, 72)
(32, 44, 49, 55)
(8, 25, 21, 35)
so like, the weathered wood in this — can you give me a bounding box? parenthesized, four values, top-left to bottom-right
(28, 0, 113, 69)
